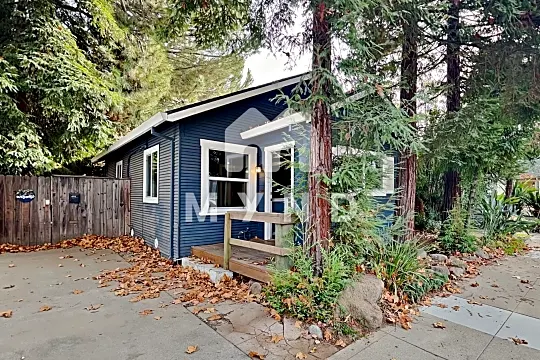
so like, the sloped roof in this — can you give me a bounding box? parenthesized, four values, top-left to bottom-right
(91, 73, 307, 163)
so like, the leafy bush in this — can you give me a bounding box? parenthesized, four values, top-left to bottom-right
(265, 245, 353, 322)
(403, 271, 448, 303)
(494, 235, 528, 255)
(522, 190, 540, 218)
(477, 193, 535, 243)
(439, 203, 478, 253)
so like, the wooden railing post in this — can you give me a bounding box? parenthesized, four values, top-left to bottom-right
(274, 223, 293, 270)
(223, 212, 232, 270)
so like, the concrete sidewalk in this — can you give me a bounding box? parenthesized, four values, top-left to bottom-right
(330, 237, 540, 360)
(0, 247, 248, 360)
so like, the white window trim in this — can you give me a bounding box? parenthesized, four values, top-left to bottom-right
(264, 141, 295, 240)
(115, 160, 123, 179)
(200, 139, 257, 216)
(332, 146, 394, 196)
(143, 144, 159, 204)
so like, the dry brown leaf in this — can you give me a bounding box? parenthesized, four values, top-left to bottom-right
(470, 282, 479, 287)
(270, 334, 284, 344)
(510, 337, 528, 345)
(73, 289, 84, 295)
(8, 263, 15, 268)
(207, 314, 222, 321)
(248, 351, 265, 359)
(491, 283, 499, 288)
(467, 300, 482, 306)
(85, 304, 102, 311)
(433, 322, 446, 329)
(324, 328, 333, 341)
(1, 310, 13, 318)
(58, 264, 63, 267)
(139, 309, 153, 316)
(435, 303, 448, 308)
(452, 306, 460, 311)
(310, 347, 317, 353)
(154, 316, 162, 320)
(295, 320, 302, 328)
(269, 309, 281, 321)
(80, 264, 86, 267)
(186, 345, 198, 354)
(39, 305, 52, 312)
(295, 352, 307, 359)
(520, 279, 530, 284)
(335, 339, 346, 347)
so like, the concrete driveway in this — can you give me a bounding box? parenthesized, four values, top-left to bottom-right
(0, 247, 248, 360)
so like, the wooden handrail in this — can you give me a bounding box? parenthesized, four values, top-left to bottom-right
(227, 211, 296, 224)
(223, 211, 294, 272)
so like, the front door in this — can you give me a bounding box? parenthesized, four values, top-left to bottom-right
(264, 142, 294, 240)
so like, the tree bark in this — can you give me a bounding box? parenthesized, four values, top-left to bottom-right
(307, 1, 332, 276)
(441, 0, 461, 220)
(396, 14, 418, 240)
(505, 178, 514, 198)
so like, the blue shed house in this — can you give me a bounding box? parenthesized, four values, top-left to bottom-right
(92, 74, 395, 261)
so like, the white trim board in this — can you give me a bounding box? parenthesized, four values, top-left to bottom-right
(92, 74, 306, 163)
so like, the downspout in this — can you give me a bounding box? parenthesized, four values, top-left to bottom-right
(176, 123, 181, 263)
(151, 118, 175, 261)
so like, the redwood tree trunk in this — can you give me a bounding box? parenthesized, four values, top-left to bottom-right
(396, 14, 418, 240)
(441, 0, 461, 219)
(307, 1, 332, 275)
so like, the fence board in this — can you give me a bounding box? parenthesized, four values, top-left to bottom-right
(0, 176, 131, 245)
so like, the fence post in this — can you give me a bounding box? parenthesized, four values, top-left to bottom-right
(274, 223, 293, 270)
(223, 212, 232, 270)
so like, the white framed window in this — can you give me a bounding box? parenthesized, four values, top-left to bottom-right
(200, 139, 257, 215)
(332, 146, 394, 196)
(115, 160, 123, 179)
(143, 145, 159, 204)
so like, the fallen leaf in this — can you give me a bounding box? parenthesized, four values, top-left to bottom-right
(58, 264, 63, 267)
(1, 310, 13, 318)
(186, 345, 198, 354)
(512, 276, 521, 280)
(3, 284, 15, 289)
(39, 305, 52, 312)
(520, 279, 530, 284)
(8, 264, 15, 268)
(79, 264, 85, 267)
(491, 284, 499, 288)
(310, 347, 317, 353)
(269, 309, 281, 321)
(470, 282, 479, 287)
(510, 337, 528, 345)
(85, 304, 102, 311)
(433, 322, 446, 329)
(452, 306, 460, 311)
(435, 303, 448, 308)
(324, 328, 333, 341)
(467, 300, 482, 306)
(270, 334, 284, 344)
(139, 309, 153, 316)
(154, 316, 162, 320)
(335, 339, 346, 347)
(295, 352, 307, 359)
(207, 314, 222, 321)
(295, 320, 302, 328)
(248, 351, 265, 359)
(479, 296, 489, 300)
(73, 289, 84, 295)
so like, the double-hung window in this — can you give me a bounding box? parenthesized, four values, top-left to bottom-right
(143, 145, 159, 203)
(115, 160, 123, 179)
(200, 139, 257, 215)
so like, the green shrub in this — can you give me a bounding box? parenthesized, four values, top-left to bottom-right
(494, 235, 528, 255)
(265, 245, 353, 322)
(477, 193, 535, 243)
(403, 271, 448, 303)
(439, 203, 478, 253)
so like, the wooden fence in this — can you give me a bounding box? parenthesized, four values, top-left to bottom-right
(0, 175, 131, 246)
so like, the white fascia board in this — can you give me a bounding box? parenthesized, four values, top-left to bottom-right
(166, 75, 305, 122)
(91, 112, 167, 162)
(240, 112, 308, 139)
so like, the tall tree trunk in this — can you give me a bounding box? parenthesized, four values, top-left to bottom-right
(307, 1, 332, 275)
(441, 0, 461, 220)
(396, 14, 418, 240)
(505, 178, 514, 198)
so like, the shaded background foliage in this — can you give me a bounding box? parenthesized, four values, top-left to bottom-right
(0, 0, 252, 175)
